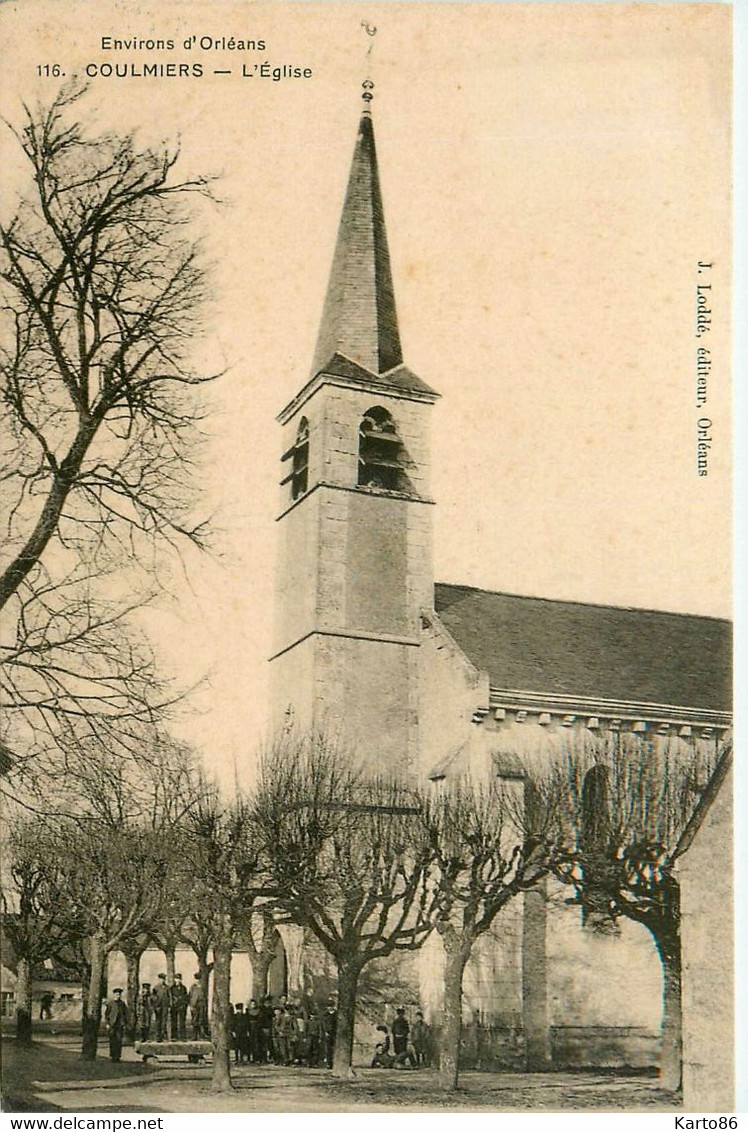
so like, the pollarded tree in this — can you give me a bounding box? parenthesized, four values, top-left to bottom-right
(55, 817, 171, 1060)
(245, 906, 281, 1003)
(422, 769, 568, 1092)
(554, 730, 727, 1092)
(48, 730, 205, 1059)
(0, 81, 217, 615)
(185, 790, 265, 1093)
(0, 815, 86, 1044)
(254, 735, 438, 1077)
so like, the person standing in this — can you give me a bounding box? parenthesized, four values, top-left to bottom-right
(272, 1006, 285, 1065)
(306, 1007, 322, 1067)
(321, 1000, 337, 1068)
(278, 1005, 296, 1065)
(391, 1007, 410, 1057)
(39, 992, 54, 1020)
(246, 999, 262, 1063)
(152, 973, 169, 1041)
(105, 988, 128, 1062)
(189, 972, 207, 1040)
(411, 1011, 431, 1067)
(169, 972, 188, 1040)
(233, 1003, 249, 1063)
(135, 982, 153, 1042)
(260, 995, 275, 1063)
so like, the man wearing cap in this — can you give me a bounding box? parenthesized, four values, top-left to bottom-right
(189, 972, 208, 1040)
(152, 973, 169, 1041)
(134, 981, 153, 1042)
(169, 972, 189, 1040)
(105, 988, 128, 1062)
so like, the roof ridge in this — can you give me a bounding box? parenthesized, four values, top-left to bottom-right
(434, 580, 732, 625)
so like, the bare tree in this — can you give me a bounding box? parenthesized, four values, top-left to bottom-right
(421, 771, 566, 1091)
(0, 815, 85, 1043)
(254, 735, 438, 1076)
(0, 566, 174, 795)
(0, 83, 218, 612)
(185, 790, 265, 1093)
(554, 731, 723, 1092)
(245, 906, 281, 1003)
(50, 817, 169, 1060)
(118, 929, 151, 1043)
(42, 731, 204, 1059)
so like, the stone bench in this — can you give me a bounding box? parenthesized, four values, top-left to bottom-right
(135, 1040, 213, 1063)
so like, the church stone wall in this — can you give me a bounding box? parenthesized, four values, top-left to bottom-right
(679, 764, 733, 1112)
(272, 490, 321, 655)
(344, 492, 409, 634)
(269, 635, 318, 737)
(547, 901, 661, 1029)
(417, 615, 488, 779)
(314, 633, 418, 775)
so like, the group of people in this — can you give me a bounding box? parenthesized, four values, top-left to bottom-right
(131, 971, 209, 1043)
(229, 996, 338, 1068)
(104, 980, 432, 1071)
(371, 1008, 432, 1069)
(104, 971, 209, 1060)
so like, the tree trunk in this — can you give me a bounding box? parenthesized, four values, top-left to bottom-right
(210, 936, 233, 1092)
(251, 950, 274, 1003)
(81, 932, 106, 1061)
(16, 956, 33, 1045)
(192, 947, 213, 1023)
(332, 957, 362, 1077)
(80, 967, 90, 1032)
(439, 942, 469, 1093)
(165, 944, 176, 984)
(651, 882, 682, 1092)
(0, 423, 96, 613)
(124, 949, 142, 1043)
(660, 949, 682, 1091)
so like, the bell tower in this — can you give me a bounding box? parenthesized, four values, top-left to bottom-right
(270, 87, 439, 773)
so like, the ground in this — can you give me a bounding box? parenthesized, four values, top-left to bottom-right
(1, 1030, 681, 1114)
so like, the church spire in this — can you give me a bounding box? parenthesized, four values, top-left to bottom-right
(311, 84, 403, 377)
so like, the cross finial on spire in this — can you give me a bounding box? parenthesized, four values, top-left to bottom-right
(361, 22, 377, 115)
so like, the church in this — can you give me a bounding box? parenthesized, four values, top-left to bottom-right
(268, 89, 732, 1071)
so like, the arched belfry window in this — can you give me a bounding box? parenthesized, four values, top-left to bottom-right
(358, 406, 411, 492)
(281, 417, 309, 500)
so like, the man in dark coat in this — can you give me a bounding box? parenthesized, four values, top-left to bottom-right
(152, 973, 169, 1041)
(260, 995, 274, 1063)
(411, 1010, 431, 1067)
(169, 972, 188, 1040)
(306, 1008, 323, 1067)
(391, 1007, 409, 1056)
(189, 972, 208, 1040)
(321, 1001, 337, 1068)
(233, 1003, 248, 1063)
(246, 999, 262, 1063)
(135, 982, 153, 1042)
(105, 988, 128, 1062)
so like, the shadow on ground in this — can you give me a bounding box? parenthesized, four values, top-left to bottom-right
(2, 1035, 162, 1113)
(2, 1035, 681, 1114)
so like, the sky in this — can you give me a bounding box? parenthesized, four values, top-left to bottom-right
(0, 0, 732, 786)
